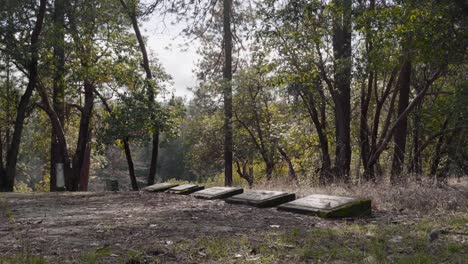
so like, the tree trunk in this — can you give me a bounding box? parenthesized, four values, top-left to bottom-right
(265, 162, 274, 181)
(123, 138, 139, 191)
(299, 86, 331, 183)
(2, 0, 47, 192)
(69, 81, 94, 191)
(332, 0, 352, 182)
(94, 87, 141, 190)
(390, 60, 412, 183)
(410, 103, 423, 176)
(147, 131, 160, 186)
(359, 72, 373, 181)
(50, 0, 66, 192)
(429, 118, 450, 177)
(0, 131, 3, 170)
(235, 160, 253, 188)
(79, 145, 91, 191)
(119, 0, 162, 187)
(278, 146, 297, 183)
(223, 0, 233, 186)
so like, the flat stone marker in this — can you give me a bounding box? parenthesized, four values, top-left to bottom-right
(166, 184, 204, 195)
(225, 190, 295, 208)
(192, 187, 244, 200)
(277, 194, 371, 218)
(142, 183, 179, 192)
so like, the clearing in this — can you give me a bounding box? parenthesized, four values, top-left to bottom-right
(0, 191, 466, 263)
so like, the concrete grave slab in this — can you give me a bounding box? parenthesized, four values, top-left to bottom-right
(225, 190, 295, 208)
(192, 187, 244, 200)
(142, 183, 179, 192)
(166, 184, 204, 195)
(277, 194, 371, 218)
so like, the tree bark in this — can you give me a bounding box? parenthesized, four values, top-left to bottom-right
(430, 118, 449, 176)
(69, 80, 94, 191)
(123, 138, 139, 191)
(223, 0, 233, 186)
(332, 0, 352, 182)
(266, 161, 274, 181)
(147, 131, 160, 186)
(390, 60, 412, 182)
(359, 71, 372, 181)
(50, 0, 66, 192)
(79, 145, 91, 191)
(2, 0, 47, 192)
(277, 146, 297, 183)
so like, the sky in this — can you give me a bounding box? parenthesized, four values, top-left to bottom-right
(142, 14, 200, 100)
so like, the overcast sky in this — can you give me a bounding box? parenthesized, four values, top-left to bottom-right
(142, 15, 199, 99)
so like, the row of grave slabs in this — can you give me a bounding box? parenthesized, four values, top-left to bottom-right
(142, 183, 371, 218)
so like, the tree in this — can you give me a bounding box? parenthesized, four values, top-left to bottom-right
(0, 0, 47, 192)
(331, 0, 352, 182)
(222, 0, 233, 186)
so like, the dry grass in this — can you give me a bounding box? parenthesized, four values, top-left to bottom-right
(253, 176, 468, 213)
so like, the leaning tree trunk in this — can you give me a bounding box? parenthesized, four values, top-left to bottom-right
(332, 0, 352, 182)
(299, 86, 331, 184)
(223, 0, 233, 186)
(278, 146, 297, 183)
(120, 0, 160, 187)
(123, 138, 139, 191)
(390, 60, 412, 183)
(2, 0, 47, 192)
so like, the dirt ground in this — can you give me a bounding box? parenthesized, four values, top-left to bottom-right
(0, 192, 319, 262)
(0, 191, 466, 263)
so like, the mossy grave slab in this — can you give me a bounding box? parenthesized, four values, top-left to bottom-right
(166, 184, 204, 195)
(192, 187, 244, 200)
(142, 183, 179, 192)
(225, 190, 296, 208)
(277, 194, 371, 218)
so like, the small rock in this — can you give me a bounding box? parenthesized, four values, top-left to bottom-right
(270, 225, 280, 228)
(389, 236, 403, 243)
(429, 230, 440, 242)
(363, 256, 376, 263)
(234, 253, 242, 258)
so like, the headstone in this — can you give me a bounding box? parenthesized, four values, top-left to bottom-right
(277, 194, 371, 218)
(56, 163, 65, 191)
(192, 187, 244, 200)
(166, 184, 204, 195)
(142, 183, 179, 192)
(225, 190, 295, 208)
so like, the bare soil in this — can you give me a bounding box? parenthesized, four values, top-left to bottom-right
(1, 192, 318, 262)
(0, 191, 466, 263)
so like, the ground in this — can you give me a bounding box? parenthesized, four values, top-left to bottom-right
(0, 191, 467, 263)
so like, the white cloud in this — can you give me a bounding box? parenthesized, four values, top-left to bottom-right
(142, 14, 199, 99)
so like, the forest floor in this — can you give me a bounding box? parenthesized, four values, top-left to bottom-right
(0, 187, 467, 263)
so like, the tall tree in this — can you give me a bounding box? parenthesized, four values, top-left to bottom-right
(332, 0, 352, 182)
(50, 0, 66, 191)
(390, 58, 412, 181)
(223, 0, 233, 186)
(0, 0, 47, 191)
(120, 0, 166, 187)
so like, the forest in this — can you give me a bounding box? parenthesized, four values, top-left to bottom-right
(0, 0, 466, 192)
